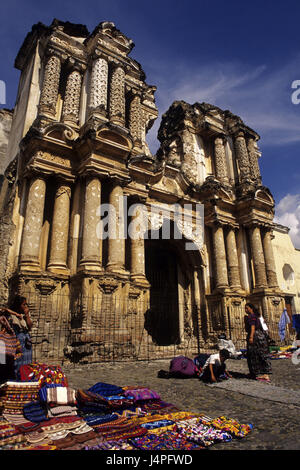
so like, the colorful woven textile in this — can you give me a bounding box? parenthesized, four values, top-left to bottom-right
(141, 419, 175, 429)
(76, 389, 134, 410)
(130, 431, 204, 450)
(47, 405, 78, 418)
(123, 388, 160, 402)
(200, 416, 253, 438)
(84, 439, 134, 450)
(80, 413, 119, 427)
(23, 401, 49, 423)
(0, 331, 22, 359)
(0, 422, 19, 441)
(19, 363, 68, 387)
(38, 384, 63, 402)
(174, 418, 232, 447)
(0, 381, 40, 415)
(88, 382, 124, 397)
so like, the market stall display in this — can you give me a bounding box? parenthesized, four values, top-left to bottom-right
(0, 362, 253, 450)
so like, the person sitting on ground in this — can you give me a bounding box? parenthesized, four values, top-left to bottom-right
(200, 349, 232, 383)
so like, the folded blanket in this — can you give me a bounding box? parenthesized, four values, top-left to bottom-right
(46, 387, 77, 405)
(88, 382, 124, 397)
(38, 384, 63, 402)
(23, 402, 49, 423)
(47, 405, 78, 418)
(76, 389, 134, 410)
(123, 388, 160, 402)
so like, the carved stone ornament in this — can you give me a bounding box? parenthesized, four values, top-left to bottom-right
(35, 280, 58, 296)
(62, 70, 83, 123)
(129, 94, 142, 145)
(98, 277, 119, 294)
(147, 211, 164, 231)
(89, 57, 108, 111)
(42, 123, 78, 144)
(271, 297, 281, 306)
(39, 55, 61, 115)
(176, 218, 204, 251)
(129, 286, 142, 299)
(109, 66, 125, 125)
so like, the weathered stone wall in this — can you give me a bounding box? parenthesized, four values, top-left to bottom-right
(0, 109, 14, 304)
(0, 109, 13, 176)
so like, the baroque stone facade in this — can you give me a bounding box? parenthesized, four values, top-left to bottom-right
(0, 19, 286, 362)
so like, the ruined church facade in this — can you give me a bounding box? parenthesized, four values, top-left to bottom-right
(0, 20, 285, 362)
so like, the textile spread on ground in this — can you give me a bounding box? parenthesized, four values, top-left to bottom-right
(0, 362, 253, 450)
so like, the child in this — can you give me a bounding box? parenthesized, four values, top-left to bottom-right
(200, 349, 232, 383)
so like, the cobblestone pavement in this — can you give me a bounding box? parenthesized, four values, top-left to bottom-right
(63, 356, 300, 451)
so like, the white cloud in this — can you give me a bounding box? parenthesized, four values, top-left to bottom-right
(274, 194, 300, 249)
(146, 54, 300, 152)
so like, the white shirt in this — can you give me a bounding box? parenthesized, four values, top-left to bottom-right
(202, 353, 221, 371)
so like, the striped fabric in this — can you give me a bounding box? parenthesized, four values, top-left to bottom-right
(46, 387, 77, 405)
(0, 332, 22, 359)
(0, 381, 40, 416)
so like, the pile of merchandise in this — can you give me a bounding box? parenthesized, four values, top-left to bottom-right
(268, 345, 295, 359)
(0, 362, 253, 450)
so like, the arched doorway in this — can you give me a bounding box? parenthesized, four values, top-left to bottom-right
(143, 219, 204, 348)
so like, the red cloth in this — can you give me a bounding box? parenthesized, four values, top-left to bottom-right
(19, 363, 68, 387)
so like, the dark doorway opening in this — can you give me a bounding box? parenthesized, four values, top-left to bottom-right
(145, 239, 180, 345)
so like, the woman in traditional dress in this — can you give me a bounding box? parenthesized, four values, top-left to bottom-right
(5, 295, 33, 379)
(244, 303, 272, 383)
(0, 315, 22, 383)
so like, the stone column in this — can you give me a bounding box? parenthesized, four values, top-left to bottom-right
(212, 224, 229, 289)
(247, 137, 262, 183)
(234, 131, 251, 182)
(129, 203, 148, 285)
(225, 227, 241, 289)
(62, 66, 83, 125)
(249, 225, 268, 288)
(262, 229, 279, 288)
(106, 179, 126, 274)
(80, 176, 102, 271)
(129, 93, 142, 148)
(109, 64, 125, 126)
(48, 181, 71, 272)
(19, 176, 46, 270)
(89, 55, 108, 116)
(214, 136, 229, 184)
(39, 52, 62, 117)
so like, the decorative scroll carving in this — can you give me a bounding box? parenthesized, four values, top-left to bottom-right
(176, 218, 204, 252)
(62, 70, 83, 124)
(89, 57, 108, 112)
(109, 66, 125, 125)
(39, 55, 61, 116)
(147, 207, 204, 252)
(147, 211, 164, 231)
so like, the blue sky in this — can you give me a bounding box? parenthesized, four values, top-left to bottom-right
(0, 0, 300, 246)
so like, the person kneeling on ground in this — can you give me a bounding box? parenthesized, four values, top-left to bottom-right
(200, 349, 232, 383)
